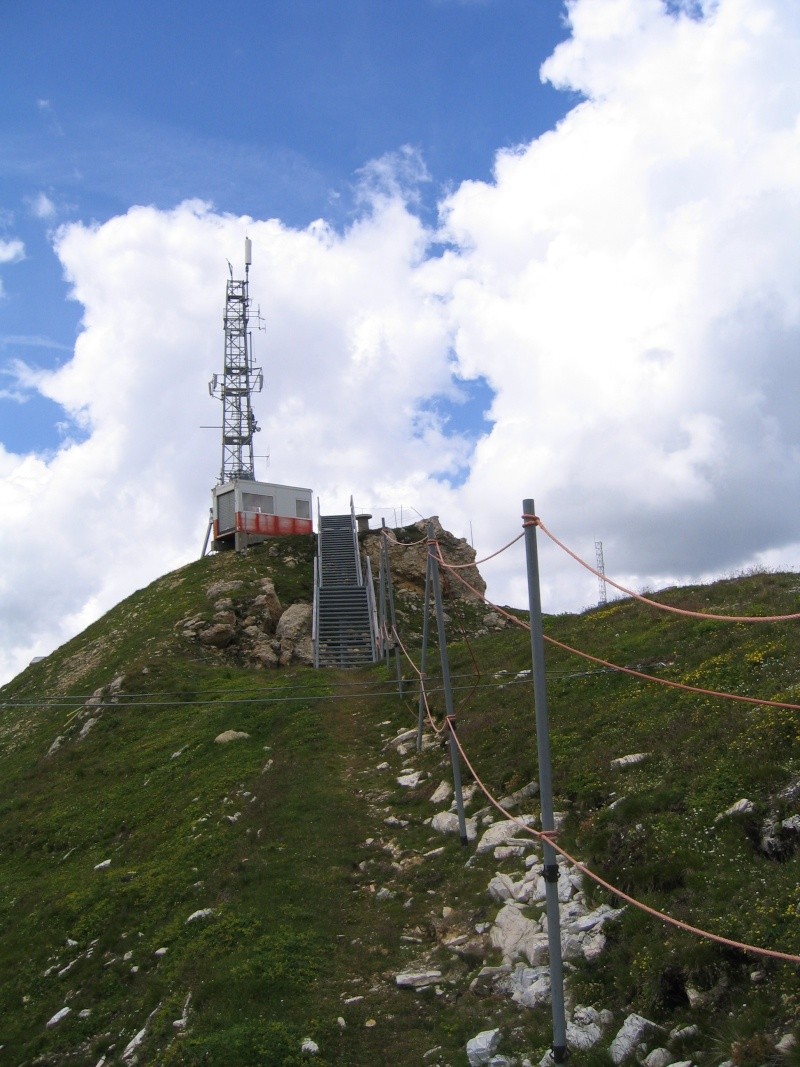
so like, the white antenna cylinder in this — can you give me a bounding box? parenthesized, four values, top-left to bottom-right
(244, 237, 252, 267)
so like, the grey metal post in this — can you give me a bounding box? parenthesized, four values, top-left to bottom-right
(377, 535, 388, 664)
(428, 523, 469, 846)
(381, 519, 403, 695)
(416, 549, 432, 752)
(312, 556, 320, 669)
(201, 510, 213, 558)
(523, 498, 568, 1062)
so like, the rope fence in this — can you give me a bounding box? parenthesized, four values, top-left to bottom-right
(532, 515, 800, 623)
(375, 507, 800, 975)
(435, 546, 800, 713)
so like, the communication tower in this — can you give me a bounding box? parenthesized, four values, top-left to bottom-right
(203, 239, 313, 554)
(208, 237, 263, 483)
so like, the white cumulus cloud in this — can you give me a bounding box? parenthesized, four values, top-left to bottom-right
(28, 192, 56, 220)
(0, 239, 25, 265)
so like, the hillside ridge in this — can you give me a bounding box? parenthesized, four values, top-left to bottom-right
(1, 538, 799, 1065)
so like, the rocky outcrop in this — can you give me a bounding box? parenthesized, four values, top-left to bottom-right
(46, 674, 125, 758)
(177, 577, 312, 670)
(361, 516, 487, 606)
(275, 604, 314, 666)
(177, 517, 501, 671)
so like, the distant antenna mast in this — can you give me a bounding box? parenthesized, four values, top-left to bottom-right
(595, 540, 608, 607)
(208, 237, 263, 482)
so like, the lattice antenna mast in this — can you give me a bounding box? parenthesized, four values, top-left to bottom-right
(208, 238, 263, 483)
(595, 540, 608, 607)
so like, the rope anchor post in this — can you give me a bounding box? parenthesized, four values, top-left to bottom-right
(428, 522, 469, 846)
(381, 519, 404, 696)
(523, 498, 568, 1063)
(416, 546, 433, 752)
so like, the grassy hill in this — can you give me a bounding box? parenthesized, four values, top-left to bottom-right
(1, 535, 799, 1066)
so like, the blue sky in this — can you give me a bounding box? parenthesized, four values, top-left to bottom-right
(1, 0, 571, 450)
(3, 0, 800, 685)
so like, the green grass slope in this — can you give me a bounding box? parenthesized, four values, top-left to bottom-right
(1, 542, 799, 1066)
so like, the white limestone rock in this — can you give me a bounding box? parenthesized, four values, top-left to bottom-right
(46, 1006, 72, 1028)
(476, 816, 535, 854)
(509, 963, 551, 1009)
(670, 1024, 699, 1042)
(490, 903, 548, 966)
(47, 735, 65, 757)
(397, 771, 424, 788)
(776, 1033, 798, 1055)
(275, 603, 314, 666)
(430, 780, 452, 805)
(643, 1050, 675, 1067)
(610, 752, 650, 770)
(469, 964, 511, 996)
(494, 844, 527, 860)
(487, 873, 517, 903)
(609, 1014, 662, 1065)
(205, 580, 243, 599)
(386, 728, 417, 750)
(567, 1006, 605, 1051)
(466, 1028, 501, 1066)
(122, 1026, 147, 1061)
(396, 969, 442, 989)
(214, 730, 250, 744)
(78, 717, 99, 740)
(431, 811, 477, 840)
(498, 780, 539, 809)
(185, 908, 214, 923)
(581, 928, 607, 962)
(715, 798, 755, 822)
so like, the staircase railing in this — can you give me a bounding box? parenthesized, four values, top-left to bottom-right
(312, 554, 320, 669)
(350, 496, 363, 585)
(364, 554, 380, 663)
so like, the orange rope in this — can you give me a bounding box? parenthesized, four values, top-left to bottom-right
(530, 515, 800, 624)
(391, 624, 445, 735)
(436, 555, 800, 712)
(543, 633, 800, 711)
(382, 525, 524, 567)
(448, 728, 800, 964)
(438, 532, 525, 569)
(381, 529, 428, 548)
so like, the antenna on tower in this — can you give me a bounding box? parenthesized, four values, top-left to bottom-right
(595, 540, 608, 607)
(208, 239, 263, 483)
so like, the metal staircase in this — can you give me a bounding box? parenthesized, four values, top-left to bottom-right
(313, 503, 378, 668)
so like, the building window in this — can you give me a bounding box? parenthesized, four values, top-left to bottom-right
(296, 498, 311, 520)
(242, 492, 274, 514)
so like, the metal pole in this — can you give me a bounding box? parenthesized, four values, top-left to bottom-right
(416, 549, 432, 752)
(381, 519, 403, 695)
(201, 510, 213, 558)
(522, 498, 567, 1063)
(428, 523, 468, 846)
(377, 534, 388, 664)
